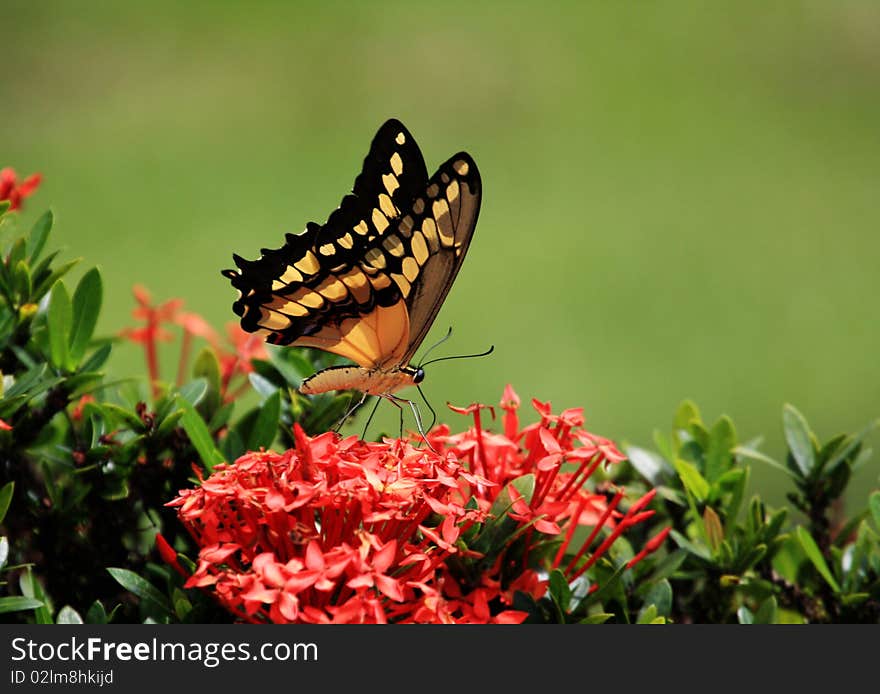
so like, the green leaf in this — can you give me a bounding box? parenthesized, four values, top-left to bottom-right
(640, 579, 672, 617)
(178, 378, 208, 407)
(796, 526, 840, 593)
(548, 569, 573, 615)
(13, 260, 32, 300)
(783, 404, 816, 478)
(156, 408, 185, 438)
(100, 402, 147, 431)
(703, 506, 724, 553)
(0, 481, 13, 524)
(0, 536, 8, 570)
(580, 612, 613, 624)
(178, 396, 225, 471)
(33, 257, 81, 301)
(85, 600, 108, 624)
(754, 596, 777, 624)
(625, 445, 672, 486)
(56, 606, 84, 624)
(673, 458, 710, 501)
(0, 596, 45, 614)
(246, 390, 281, 451)
(869, 491, 880, 532)
(636, 604, 658, 624)
(27, 210, 53, 262)
(47, 281, 72, 370)
(69, 267, 103, 365)
(737, 606, 754, 624)
(733, 444, 796, 479)
(673, 400, 701, 431)
(106, 568, 171, 613)
(80, 342, 112, 372)
(705, 415, 736, 483)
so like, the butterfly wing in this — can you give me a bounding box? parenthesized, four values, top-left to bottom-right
(222, 120, 429, 366)
(223, 120, 481, 373)
(396, 152, 481, 362)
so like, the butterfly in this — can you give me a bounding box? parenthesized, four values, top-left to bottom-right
(222, 119, 482, 422)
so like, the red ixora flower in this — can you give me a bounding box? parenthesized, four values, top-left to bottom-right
(169, 387, 667, 623)
(0, 167, 42, 211)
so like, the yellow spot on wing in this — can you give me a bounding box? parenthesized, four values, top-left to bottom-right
(383, 173, 399, 196)
(294, 250, 320, 275)
(364, 247, 387, 269)
(259, 308, 292, 331)
(338, 232, 354, 249)
(319, 243, 336, 256)
(391, 272, 411, 297)
(382, 234, 405, 257)
(340, 267, 371, 303)
(379, 193, 396, 218)
(368, 271, 392, 291)
(411, 231, 428, 264)
(354, 220, 369, 235)
(390, 152, 403, 176)
(372, 208, 389, 233)
(316, 277, 348, 301)
(453, 159, 469, 176)
(433, 199, 454, 246)
(402, 256, 419, 282)
(421, 217, 440, 252)
(395, 132, 406, 145)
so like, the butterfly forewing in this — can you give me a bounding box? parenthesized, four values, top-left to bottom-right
(223, 119, 481, 385)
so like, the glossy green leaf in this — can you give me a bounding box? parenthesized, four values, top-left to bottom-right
(869, 491, 880, 532)
(796, 526, 840, 593)
(705, 415, 736, 482)
(69, 267, 103, 365)
(754, 596, 777, 624)
(580, 613, 614, 624)
(27, 210, 53, 262)
(783, 404, 815, 478)
(246, 390, 281, 451)
(85, 600, 108, 624)
(33, 257, 81, 301)
(80, 342, 112, 372)
(673, 458, 709, 501)
(0, 481, 13, 524)
(47, 281, 72, 370)
(733, 444, 795, 478)
(178, 396, 225, 471)
(0, 596, 45, 614)
(56, 606, 84, 624)
(178, 378, 208, 407)
(0, 536, 8, 570)
(106, 568, 171, 613)
(625, 445, 672, 485)
(673, 400, 701, 431)
(737, 606, 754, 624)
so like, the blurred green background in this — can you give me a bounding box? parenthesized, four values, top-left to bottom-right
(2, 2, 878, 507)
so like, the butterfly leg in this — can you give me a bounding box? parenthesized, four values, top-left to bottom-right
(360, 397, 382, 441)
(387, 394, 436, 452)
(333, 391, 368, 433)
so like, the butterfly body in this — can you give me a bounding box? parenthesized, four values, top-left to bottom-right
(223, 119, 481, 401)
(299, 364, 424, 397)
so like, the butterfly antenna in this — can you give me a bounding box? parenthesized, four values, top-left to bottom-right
(360, 397, 382, 441)
(420, 344, 495, 368)
(416, 327, 454, 368)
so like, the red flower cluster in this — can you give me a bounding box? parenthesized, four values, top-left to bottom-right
(0, 167, 41, 211)
(169, 387, 668, 623)
(120, 285, 266, 400)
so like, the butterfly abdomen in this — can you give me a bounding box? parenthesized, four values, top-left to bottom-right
(299, 365, 420, 396)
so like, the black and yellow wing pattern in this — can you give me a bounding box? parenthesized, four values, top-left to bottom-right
(222, 119, 481, 397)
